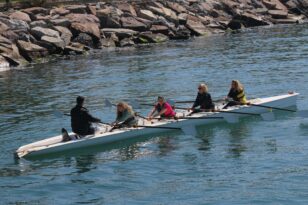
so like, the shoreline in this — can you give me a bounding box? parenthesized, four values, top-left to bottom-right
(0, 0, 307, 72)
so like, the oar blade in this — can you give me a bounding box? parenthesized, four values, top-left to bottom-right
(104, 99, 113, 108)
(181, 125, 197, 136)
(260, 112, 275, 121)
(223, 115, 239, 123)
(297, 110, 308, 118)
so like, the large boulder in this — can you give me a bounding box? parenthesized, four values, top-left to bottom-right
(71, 22, 100, 41)
(72, 33, 95, 48)
(30, 20, 48, 28)
(186, 18, 208, 36)
(53, 26, 72, 46)
(262, 0, 288, 11)
(119, 37, 135, 47)
(16, 40, 48, 61)
(87, 5, 97, 16)
(148, 6, 178, 25)
(166, 2, 187, 13)
(138, 32, 169, 43)
(41, 35, 65, 50)
(138, 10, 157, 21)
(10, 11, 31, 23)
(121, 16, 148, 31)
(0, 17, 29, 32)
(50, 7, 70, 16)
(65, 13, 99, 24)
(1, 44, 25, 67)
(0, 35, 11, 45)
(50, 18, 71, 27)
(0, 22, 9, 33)
(23, 7, 49, 16)
(101, 28, 138, 40)
(150, 24, 169, 35)
(31, 27, 60, 39)
(117, 3, 137, 16)
(228, 12, 271, 29)
(96, 7, 121, 28)
(65, 5, 87, 14)
(268, 10, 288, 19)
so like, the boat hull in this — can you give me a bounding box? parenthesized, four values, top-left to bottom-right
(15, 92, 298, 158)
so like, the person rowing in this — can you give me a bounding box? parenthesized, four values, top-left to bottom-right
(147, 96, 176, 120)
(63, 96, 101, 141)
(111, 102, 137, 129)
(223, 80, 247, 109)
(189, 83, 215, 114)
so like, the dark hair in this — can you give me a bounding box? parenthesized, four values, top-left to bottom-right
(76, 96, 85, 105)
(157, 96, 164, 101)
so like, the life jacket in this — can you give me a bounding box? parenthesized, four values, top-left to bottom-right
(228, 89, 247, 104)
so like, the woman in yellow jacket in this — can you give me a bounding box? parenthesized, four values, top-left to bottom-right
(223, 80, 247, 109)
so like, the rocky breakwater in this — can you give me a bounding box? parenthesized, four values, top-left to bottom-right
(0, 0, 308, 71)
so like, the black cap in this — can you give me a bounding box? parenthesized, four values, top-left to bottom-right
(76, 96, 85, 105)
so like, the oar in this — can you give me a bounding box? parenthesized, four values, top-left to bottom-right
(53, 110, 111, 125)
(169, 98, 226, 104)
(248, 103, 308, 118)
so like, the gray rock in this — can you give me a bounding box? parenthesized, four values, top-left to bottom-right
(101, 28, 138, 39)
(54, 26, 72, 46)
(100, 37, 116, 48)
(30, 20, 48, 28)
(119, 38, 135, 47)
(65, 13, 100, 24)
(228, 12, 271, 29)
(73, 33, 94, 48)
(186, 19, 208, 36)
(65, 5, 87, 14)
(138, 10, 157, 21)
(23, 7, 49, 16)
(268, 10, 288, 19)
(16, 40, 48, 61)
(50, 18, 71, 27)
(31, 27, 60, 39)
(0, 17, 29, 32)
(71, 22, 101, 41)
(41, 35, 65, 50)
(64, 46, 84, 55)
(50, 7, 70, 16)
(121, 16, 148, 31)
(138, 32, 169, 43)
(10, 11, 31, 23)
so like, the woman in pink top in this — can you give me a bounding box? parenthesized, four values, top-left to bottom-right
(148, 96, 176, 119)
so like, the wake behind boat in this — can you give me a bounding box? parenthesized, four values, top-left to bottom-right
(15, 92, 299, 159)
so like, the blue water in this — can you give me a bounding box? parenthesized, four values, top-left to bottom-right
(1, 24, 308, 204)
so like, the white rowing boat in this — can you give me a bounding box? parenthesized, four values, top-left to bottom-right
(15, 92, 300, 159)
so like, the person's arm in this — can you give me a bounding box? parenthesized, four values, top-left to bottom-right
(208, 93, 215, 110)
(147, 106, 157, 118)
(191, 93, 200, 109)
(157, 108, 167, 116)
(85, 111, 101, 123)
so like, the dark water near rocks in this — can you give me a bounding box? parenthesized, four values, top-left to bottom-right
(1, 24, 308, 204)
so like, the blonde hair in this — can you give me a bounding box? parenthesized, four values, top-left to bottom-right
(117, 102, 133, 116)
(232, 80, 244, 91)
(199, 83, 208, 93)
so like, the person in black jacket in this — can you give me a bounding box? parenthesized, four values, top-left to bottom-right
(70, 96, 101, 136)
(190, 83, 215, 114)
